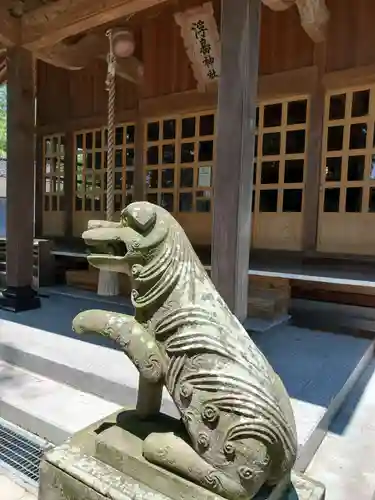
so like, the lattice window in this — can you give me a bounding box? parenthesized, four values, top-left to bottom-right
(253, 97, 310, 214)
(144, 112, 215, 213)
(43, 134, 65, 212)
(74, 123, 135, 213)
(321, 87, 375, 213)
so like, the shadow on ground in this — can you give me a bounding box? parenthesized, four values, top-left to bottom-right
(0, 292, 134, 351)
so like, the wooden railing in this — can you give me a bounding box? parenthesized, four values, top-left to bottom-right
(0, 238, 55, 289)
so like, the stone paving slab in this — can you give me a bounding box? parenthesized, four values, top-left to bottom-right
(0, 359, 120, 444)
(307, 360, 375, 500)
(0, 473, 36, 500)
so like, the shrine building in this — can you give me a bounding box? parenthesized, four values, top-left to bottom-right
(0, 0, 375, 325)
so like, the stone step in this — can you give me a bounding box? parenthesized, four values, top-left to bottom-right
(0, 317, 178, 418)
(0, 359, 120, 445)
(248, 276, 290, 321)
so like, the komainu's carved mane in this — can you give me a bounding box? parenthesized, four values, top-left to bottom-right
(126, 203, 298, 484)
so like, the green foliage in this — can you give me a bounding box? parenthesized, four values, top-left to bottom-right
(0, 85, 6, 158)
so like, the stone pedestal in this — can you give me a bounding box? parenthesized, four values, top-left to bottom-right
(38, 409, 325, 500)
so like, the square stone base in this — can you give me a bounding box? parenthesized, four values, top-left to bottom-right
(39, 409, 325, 500)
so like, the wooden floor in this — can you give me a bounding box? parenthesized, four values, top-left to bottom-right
(52, 240, 375, 308)
(53, 244, 375, 284)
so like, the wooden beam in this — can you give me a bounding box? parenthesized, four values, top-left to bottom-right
(0, 7, 20, 47)
(263, 0, 330, 43)
(34, 135, 44, 239)
(133, 96, 145, 203)
(261, 0, 295, 11)
(211, 0, 261, 322)
(296, 0, 330, 43)
(63, 131, 74, 237)
(323, 64, 375, 90)
(36, 34, 143, 84)
(36, 34, 107, 70)
(302, 42, 326, 252)
(22, 0, 168, 51)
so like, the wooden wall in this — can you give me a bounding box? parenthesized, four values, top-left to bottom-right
(36, 0, 319, 128)
(326, 0, 375, 72)
(37, 0, 375, 128)
(35, 0, 375, 256)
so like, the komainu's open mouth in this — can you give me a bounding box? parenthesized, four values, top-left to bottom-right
(85, 239, 127, 258)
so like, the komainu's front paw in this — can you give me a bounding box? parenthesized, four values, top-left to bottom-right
(72, 309, 132, 335)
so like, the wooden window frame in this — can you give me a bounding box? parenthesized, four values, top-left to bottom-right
(43, 134, 65, 212)
(144, 111, 216, 214)
(253, 95, 310, 215)
(73, 123, 136, 214)
(321, 85, 375, 215)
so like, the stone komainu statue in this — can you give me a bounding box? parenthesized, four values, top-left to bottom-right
(72, 202, 298, 500)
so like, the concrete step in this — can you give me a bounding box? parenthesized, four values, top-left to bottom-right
(0, 318, 177, 418)
(0, 359, 120, 445)
(306, 360, 375, 500)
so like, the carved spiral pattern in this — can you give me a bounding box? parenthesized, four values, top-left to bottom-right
(223, 441, 236, 459)
(204, 470, 223, 491)
(181, 409, 194, 426)
(197, 432, 210, 450)
(155, 446, 176, 467)
(143, 354, 162, 380)
(180, 382, 193, 399)
(201, 404, 220, 424)
(238, 466, 253, 481)
(132, 264, 142, 277)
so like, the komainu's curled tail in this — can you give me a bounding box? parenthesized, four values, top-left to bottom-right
(72, 201, 298, 500)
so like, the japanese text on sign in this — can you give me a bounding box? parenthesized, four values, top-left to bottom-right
(191, 19, 218, 80)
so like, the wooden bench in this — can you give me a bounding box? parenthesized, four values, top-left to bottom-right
(55, 250, 375, 321)
(204, 264, 375, 321)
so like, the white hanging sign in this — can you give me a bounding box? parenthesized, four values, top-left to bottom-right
(198, 166, 212, 187)
(174, 2, 221, 91)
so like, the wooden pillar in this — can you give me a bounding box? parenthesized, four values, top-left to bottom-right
(34, 135, 44, 238)
(302, 42, 326, 252)
(133, 94, 145, 203)
(64, 130, 74, 237)
(0, 47, 40, 311)
(211, 0, 261, 322)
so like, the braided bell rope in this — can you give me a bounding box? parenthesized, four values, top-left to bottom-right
(105, 29, 116, 222)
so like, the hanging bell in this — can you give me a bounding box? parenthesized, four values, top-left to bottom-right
(112, 29, 135, 59)
(261, 0, 295, 11)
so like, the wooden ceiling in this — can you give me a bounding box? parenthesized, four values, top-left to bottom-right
(0, 0, 169, 51)
(8, 0, 61, 16)
(0, 0, 170, 84)
(0, 0, 330, 86)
